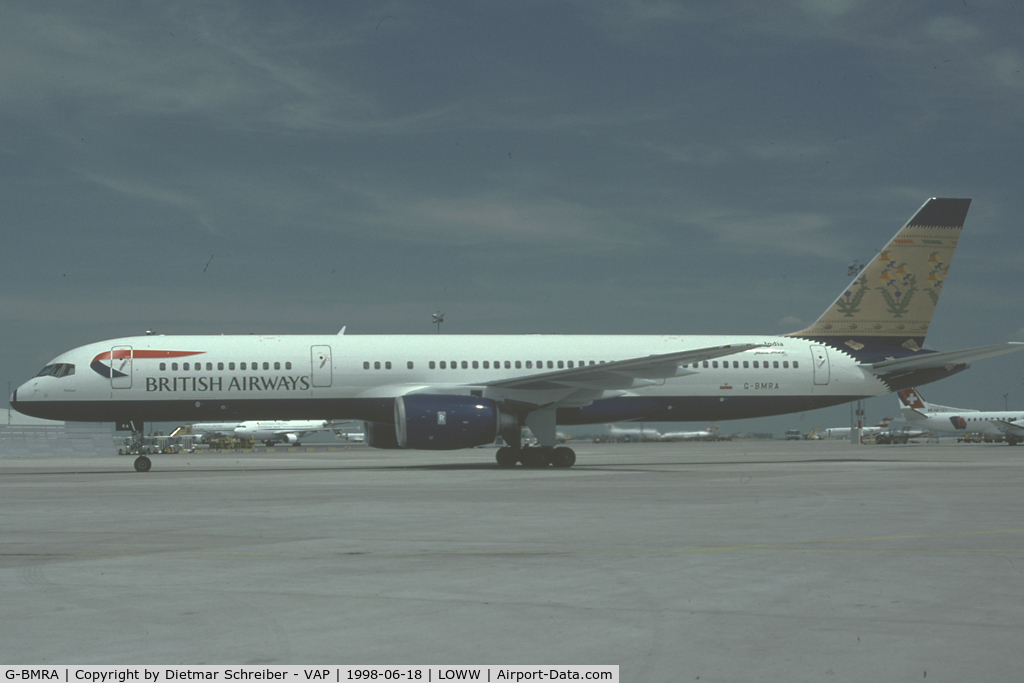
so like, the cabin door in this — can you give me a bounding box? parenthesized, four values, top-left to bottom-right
(111, 346, 133, 389)
(311, 345, 333, 387)
(811, 345, 830, 386)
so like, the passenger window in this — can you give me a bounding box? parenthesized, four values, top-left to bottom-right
(183, 363, 190, 371)
(429, 361, 436, 369)
(461, 361, 468, 369)
(568, 361, 574, 368)
(241, 362, 247, 370)
(557, 361, 564, 369)
(753, 361, 759, 368)
(712, 361, 718, 368)
(440, 361, 447, 369)
(702, 361, 709, 368)
(363, 362, 370, 370)
(172, 363, 178, 371)
(743, 361, 749, 368)
(273, 362, 280, 370)
(515, 360, 522, 369)
(483, 361, 489, 369)
(219, 362, 225, 371)
(526, 361, 532, 369)
(374, 362, 381, 370)
(773, 361, 779, 369)
(472, 361, 479, 369)
(262, 362, 269, 370)
(547, 361, 554, 369)
(286, 362, 292, 370)
(452, 361, 458, 369)
(386, 362, 392, 370)
(504, 361, 511, 369)
(783, 361, 789, 368)
(408, 361, 414, 369)
(793, 361, 799, 369)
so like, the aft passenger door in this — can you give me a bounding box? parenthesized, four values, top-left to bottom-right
(311, 345, 332, 387)
(811, 345, 830, 386)
(111, 346, 132, 389)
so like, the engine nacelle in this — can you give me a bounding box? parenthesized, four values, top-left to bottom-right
(395, 394, 514, 450)
(364, 421, 402, 449)
(281, 433, 300, 445)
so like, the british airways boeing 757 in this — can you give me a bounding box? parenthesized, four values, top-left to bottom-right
(11, 199, 1022, 471)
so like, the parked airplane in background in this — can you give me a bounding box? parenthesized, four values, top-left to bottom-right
(661, 424, 718, 441)
(192, 419, 339, 445)
(12, 198, 1024, 472)
(898, 388, 1024, 445)
(234, 420, 331, 445)
(190, 421, 242, 440)
(606, 423, 662, 441)
(821, 417, 895, 439)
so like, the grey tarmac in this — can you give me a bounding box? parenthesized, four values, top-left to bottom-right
(2, 440, 1022, 681)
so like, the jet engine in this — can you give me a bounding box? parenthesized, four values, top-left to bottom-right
(395, 394, 516, 450)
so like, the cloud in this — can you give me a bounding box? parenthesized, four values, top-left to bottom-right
(686, 208, 837, 258)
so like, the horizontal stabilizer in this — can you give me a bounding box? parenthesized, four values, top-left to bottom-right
(865, 342, 1024, 374)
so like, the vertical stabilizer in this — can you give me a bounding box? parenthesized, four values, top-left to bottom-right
(897, 388, 973, 414)
(789, 198, 970, 350)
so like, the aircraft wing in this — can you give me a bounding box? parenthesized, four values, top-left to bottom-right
(990, 420, 1024, 437)
(863, 342, 1024, 374)
(481, 343, 765, 392)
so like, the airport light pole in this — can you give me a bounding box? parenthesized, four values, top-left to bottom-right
(432, 311, 445, 334)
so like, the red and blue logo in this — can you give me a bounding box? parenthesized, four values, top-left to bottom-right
(91, 350, 205, 378)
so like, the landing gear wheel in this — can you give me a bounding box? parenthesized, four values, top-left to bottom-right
(496, 447, 517, 467)
(551, 447, 576, 468)
(134, 455, 152, 473)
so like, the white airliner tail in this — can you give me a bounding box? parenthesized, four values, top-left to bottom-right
(897, 388, 975, 415)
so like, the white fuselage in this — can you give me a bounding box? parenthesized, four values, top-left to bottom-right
(12, 333, 891, 427)
(902, 407, 1024, 437)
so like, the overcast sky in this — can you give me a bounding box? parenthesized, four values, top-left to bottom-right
(3, 1, 1023, 434)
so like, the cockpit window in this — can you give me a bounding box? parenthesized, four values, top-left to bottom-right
(34, 363, 75, 378)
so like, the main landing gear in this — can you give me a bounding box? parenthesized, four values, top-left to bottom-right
(495, 445, 576, 468)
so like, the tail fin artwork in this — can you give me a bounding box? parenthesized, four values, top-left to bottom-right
(789, 198, 971, 351)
